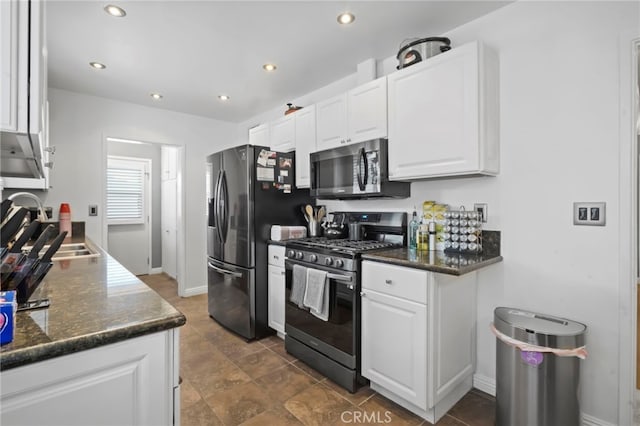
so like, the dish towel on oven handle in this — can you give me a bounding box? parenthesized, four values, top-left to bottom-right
(304, 268, 329, 321)
(290, 264, 307, 309)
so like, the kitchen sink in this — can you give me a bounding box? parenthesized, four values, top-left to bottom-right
(23, 242, 100, 261)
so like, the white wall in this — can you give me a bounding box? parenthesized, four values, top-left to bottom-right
(240, 1, 639, 423)
(45, 88, 236, 294)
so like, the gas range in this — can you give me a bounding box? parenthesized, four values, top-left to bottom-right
(285, 212, 407, 272)
(285, 239, 400, 271)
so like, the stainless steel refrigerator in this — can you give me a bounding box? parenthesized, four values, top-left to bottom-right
(206, 144, 311, 340)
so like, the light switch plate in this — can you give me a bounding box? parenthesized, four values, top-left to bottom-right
(573, 202, 605, 226)
(89, 205, 98, 216)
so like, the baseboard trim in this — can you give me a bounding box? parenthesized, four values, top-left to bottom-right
(581, 414, 615, 426)
(149, 267, 163, 275)
(473, 373, 496, 396)
(182, 285, 207, 297)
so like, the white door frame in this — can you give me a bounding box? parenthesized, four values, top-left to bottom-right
(618, 33, 639, 426)
(101, 136, 187, 296)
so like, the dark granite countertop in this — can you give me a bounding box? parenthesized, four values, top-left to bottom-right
(0, 239, 186, 370)
(362, 248, 503, 275)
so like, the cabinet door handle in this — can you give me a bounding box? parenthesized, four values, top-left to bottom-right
(360, 291, 366, 297)
(385, 279, 392, 285)
(280, 271, 285, 276)
(274, 255, 279, 260)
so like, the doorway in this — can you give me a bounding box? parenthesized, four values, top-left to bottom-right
(106, 155, 151, 275)
(102, 136, 186, 296)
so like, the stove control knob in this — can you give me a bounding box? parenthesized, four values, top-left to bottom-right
(296, 251, 304, 260)
(325, 257, 333, 266)
(335, 259, 344, 268)
(287, 250, 295, 258)
(310, 254, 318, 262)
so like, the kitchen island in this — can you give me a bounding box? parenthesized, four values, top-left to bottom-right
(0, 239, 186, 426)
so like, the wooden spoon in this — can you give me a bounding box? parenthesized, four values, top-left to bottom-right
(305, 205, 314, 222)
(316, 206, 326, 222)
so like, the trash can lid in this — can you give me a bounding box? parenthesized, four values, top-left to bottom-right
(494, 307, 586, 337)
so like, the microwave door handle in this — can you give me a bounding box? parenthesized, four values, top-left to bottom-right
(208, 261, 242, 278)
(357, 148, 367, 191)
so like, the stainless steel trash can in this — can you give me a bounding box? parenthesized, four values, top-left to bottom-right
(494, 307, 587, 426)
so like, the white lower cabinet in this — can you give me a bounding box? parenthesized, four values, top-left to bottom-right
(361, 260, 477, 424)
(268, 245, 286, 337)
(1, 329, 180, 426)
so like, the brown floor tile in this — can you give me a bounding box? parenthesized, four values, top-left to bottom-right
(291, 359, 327, 381)
(215, 332, 266, 359)
(358, 394, 425, 426)
(205, 381, 275, 426)
(284, 382, 358, 426)
(234, 347, 290, 380)
(436, 414, 468, 425)
(447, 391, 495, 426)
(255, 364, 318, 403)
(180, 378, 203, 410)
(191, 361, 253, 398)
(239, 404, 303, 426)
(259, 334, 283, 348)
(322, 379, 376, 406)
(180, 399, 223, 426)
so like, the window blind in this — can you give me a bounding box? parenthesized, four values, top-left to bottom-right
(107, 158, 146, 225)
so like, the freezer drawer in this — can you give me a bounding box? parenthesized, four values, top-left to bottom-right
(207, 258, 255, 339)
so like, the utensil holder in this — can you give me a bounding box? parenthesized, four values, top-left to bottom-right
(308, 220, 321, 237)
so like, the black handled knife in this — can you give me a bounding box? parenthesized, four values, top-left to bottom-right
(0, 208, 28, 247)
(0, 199, 13, 223)
(16, 231, 68, 304)
(0, 224, 54, 284)
(8, 220, 41, 254)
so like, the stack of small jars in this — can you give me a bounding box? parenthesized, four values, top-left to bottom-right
(442, 207, 482, 254)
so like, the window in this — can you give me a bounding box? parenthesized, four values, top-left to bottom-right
(107, 157, 149, 225)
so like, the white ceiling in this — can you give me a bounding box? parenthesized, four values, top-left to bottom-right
(47, 1, 511, 123)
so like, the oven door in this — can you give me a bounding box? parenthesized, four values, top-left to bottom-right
(284, 258, 358, 369)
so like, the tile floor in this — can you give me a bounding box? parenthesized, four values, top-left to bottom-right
(141, 273, 495, 426)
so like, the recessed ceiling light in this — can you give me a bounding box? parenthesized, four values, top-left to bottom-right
(337, 12, 355, 25)
(89, 62, 106, 69)
(218, 95, 230, 101)
(150, 93, 163, 100)
(263, 63, 277, 72)
(104, 4, 126, 17)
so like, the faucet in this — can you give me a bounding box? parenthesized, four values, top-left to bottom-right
(7, 192, 48, 222)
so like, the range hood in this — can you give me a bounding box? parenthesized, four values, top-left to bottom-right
(0, 131, 50, 190)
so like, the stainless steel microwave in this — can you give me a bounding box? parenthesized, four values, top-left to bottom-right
(309, 139, 410, 199)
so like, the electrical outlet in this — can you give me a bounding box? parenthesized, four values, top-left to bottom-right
(474, 203, 488, 223)
(89, 205, 98, 216)
(573, 202, 605, 226)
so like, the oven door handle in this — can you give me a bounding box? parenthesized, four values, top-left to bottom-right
(208, 262, 242, 278)
(326, 273, 352, 283)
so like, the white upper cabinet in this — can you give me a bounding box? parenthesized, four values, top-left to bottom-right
(1, 0, 50, 189)
(161, 145, 178, 181)
(269, 114, 295, 152)
(316, 76, 387, 151)
(387, 41, 499, 180)
(293, 105, 316, 188)
(347, 76, 388, 144)
(249, 123, 269, 147)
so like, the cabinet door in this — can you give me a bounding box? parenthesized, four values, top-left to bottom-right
(268, 264, 286, 334)
(161, 145, 178, 181)
(388, 41, 495, 180)
(1, 0, 19, 131)
(294, 105, 316, 188)
(249, 123, 269, 147)
(269, 114, 295, 152)
(348, 76, 387, 144)
(316, 94, 347, 151)
(361, 289, 427, 410)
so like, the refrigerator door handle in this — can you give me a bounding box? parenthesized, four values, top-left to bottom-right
(220, 170, 229, 242)
(207, 261, 242, 278)
(214, 170, 224, 242)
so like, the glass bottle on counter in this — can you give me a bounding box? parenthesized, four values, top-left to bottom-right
(417, 220, 429, 251)
(409, 209, 420, 250)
